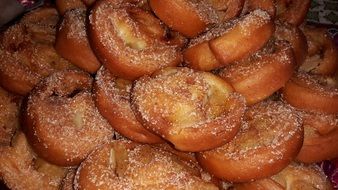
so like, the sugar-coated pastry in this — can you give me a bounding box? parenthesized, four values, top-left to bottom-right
(209, 10, 274, 65)
(0, 132, 67, 190)
(218, 41, 295, 105)
(282, 72, 338, 114)
(149, 0, 243, 37)
(94, 67, 163, 144)
(197, 101, 303, 182)
(233, 162, 333, 190)
(183, 22, 229, 71)
(131, 67, 245, 152)
(299, 26, 338, 75)
(0, 7, 76, 95)
(22, 70, 114, 166)
(296, 110, 338, 163)
(56, 8, 101, 73)
(75, 140, 218, 190)
(89, 0, 182, 80)
(18, 7, 60, 44)
(274, 20, 308, 67)
(0, 43, 75, 95)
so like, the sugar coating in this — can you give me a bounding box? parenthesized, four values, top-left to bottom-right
(75, 141, 218, 190)
(205, 100, 302, 162)
(26, 71, 114, 164)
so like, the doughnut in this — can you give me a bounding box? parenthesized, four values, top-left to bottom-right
(0, 7, 76, 95)
(94, 66, 163, 144)
(183, 23, 229, 71)
(0, 8, 59, 49)
(209, 9, 274, 65)
(55, 8, 101, 74)
(299, 26, 338, 75)
(234, 162, 333, 190)
(275, 0, 311, 26)
(149, 0, 215, 37)
(0, 87, 21, 146)
(274, 20, 308, 67)
(218, 41, 295, 105)
(0, 43, 76, 95)
(296, 110, 338, 163)
(55, 0, 86, 15)
(241, 0, 276, 18)
(0, 7, 59, 47)
(131, 67, 245, 152)
(75, 140, 218, 190)
(22, 70, 114, 166)
(282, 72, 338, 114)
(19, 7, 60, 45)
(0, 132, 67, 190)
(89, 0, 182, 80)
(196, 101, 303, 182)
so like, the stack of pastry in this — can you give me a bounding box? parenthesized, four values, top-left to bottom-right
(0, 0, 337, 189)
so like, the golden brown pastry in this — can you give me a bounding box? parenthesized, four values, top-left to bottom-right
(296, 110, 338, 163)
(197, 101, 303, 182)
(209, 9, 274, 65)
(0, 132, 67, 190)
(218, 41, 295, 105)
(233, 162, 333, 190)
(274, 20, 308, 67)
(149, 0, 244, 37)
(88, 0, 182, 80)
(0, 7, 76, 95)
(94, 66, 163, 144)
(22, 70, 114, 166)
(55, 8, 101, 73)
(131, 67, 245, 152)
(75, 140, 218, 190)
(300, 26, 338, 75)
(282, 72, 338, 114)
